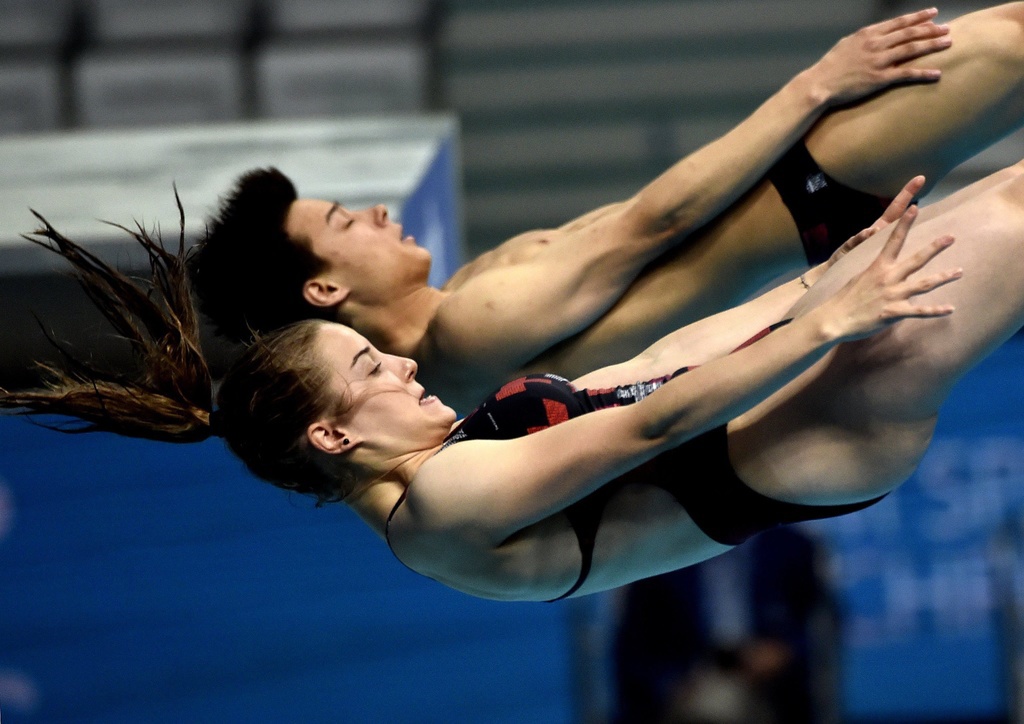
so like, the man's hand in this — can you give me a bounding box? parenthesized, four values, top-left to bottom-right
(807, 9, 951, 107)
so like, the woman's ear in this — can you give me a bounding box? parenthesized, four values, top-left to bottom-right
(303, 278, 350, 309)
(307, 419, 356, 455)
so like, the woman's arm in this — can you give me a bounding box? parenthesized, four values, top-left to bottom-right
(575, 178, 926, 387)
(416, 210, 960, 540)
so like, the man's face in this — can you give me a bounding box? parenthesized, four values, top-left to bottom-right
(284, 198, 431, 307)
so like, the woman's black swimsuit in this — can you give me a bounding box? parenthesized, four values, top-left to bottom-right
(386, 325, 885, 601)
(768, 141, 897, 265)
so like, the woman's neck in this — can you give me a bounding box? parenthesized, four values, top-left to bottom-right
(344, 445, 442, 538)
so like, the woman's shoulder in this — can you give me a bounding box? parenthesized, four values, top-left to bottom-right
(390, 460, 583, 601)
(405, 440, 507, 523)
(388, 451, 511, 575)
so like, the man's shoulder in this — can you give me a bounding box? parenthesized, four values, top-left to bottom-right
(413, 319, 508, 413)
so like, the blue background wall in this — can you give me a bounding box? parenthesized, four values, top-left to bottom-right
(813, 335, 1024, 721)
(0, 421, 575, 723)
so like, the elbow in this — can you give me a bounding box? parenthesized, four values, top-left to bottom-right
(634, 400, 697, 453)
(615, 198, 655, 242)
(628, 190, 701, 242)
(638, 416, 677, 449)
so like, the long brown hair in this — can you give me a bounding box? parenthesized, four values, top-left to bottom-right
(0, 201, 363, 504)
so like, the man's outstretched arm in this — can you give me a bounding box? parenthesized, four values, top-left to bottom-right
(429, 12, 950, 381)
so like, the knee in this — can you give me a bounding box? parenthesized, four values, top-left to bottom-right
(998, 164, 1024, 203)
(953, 3, 1024, 65)
(977, 162, 1024, 213)
(1008, 158, 1024, 177)
(993, 2, 1024, 27)
(994, 3, 1024, 49)
(983, 159, 1024, 186)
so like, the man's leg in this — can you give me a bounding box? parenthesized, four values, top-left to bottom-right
(810, 2, 1024, 196)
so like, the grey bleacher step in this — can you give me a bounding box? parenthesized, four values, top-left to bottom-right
(0, 0, 74, 50)
(85, 0, 250, 43)
(73, 48, 244, 128)
(440, 0, 872, 53)
(0, 61, 62, 133)
(445, 51, 825, 114)
(264, 0, 431, 34)
(255, 41, 429, 118)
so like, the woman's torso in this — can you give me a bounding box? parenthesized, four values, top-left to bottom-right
(384, 373, 732, 601)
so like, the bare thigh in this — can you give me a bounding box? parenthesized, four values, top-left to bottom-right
(810, 2, 1024, 196)
(728, 169, 1024, 504)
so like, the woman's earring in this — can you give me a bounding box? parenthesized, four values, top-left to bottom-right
(343, 438, 350, 446)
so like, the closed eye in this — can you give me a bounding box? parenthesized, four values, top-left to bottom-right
(326, 202, 354, 229)
(370, 362, 382, 376)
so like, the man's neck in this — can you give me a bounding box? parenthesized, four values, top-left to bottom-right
(343, 285, 447, 359)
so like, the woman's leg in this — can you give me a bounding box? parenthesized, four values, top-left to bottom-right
(729, 166, 1024, 505)
(540, 4, 1024, 376)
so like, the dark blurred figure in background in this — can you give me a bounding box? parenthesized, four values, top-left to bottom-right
(613, 527, 831, 724)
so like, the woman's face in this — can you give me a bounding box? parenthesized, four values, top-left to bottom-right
(313, 323, 456, 454)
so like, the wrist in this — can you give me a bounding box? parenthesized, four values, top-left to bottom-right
(801, 304, 845, 347)
(801, 264, 826, 288)
(791, 66, 833, 112)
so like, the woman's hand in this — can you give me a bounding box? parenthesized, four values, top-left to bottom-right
(812, 205, 961, 342)
(804, 175, 926, 287)
(806, 9, 951, 107)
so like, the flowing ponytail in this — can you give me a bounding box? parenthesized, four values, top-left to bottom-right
(1, 198, 366, 505)
(0, 197, 214, 442)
